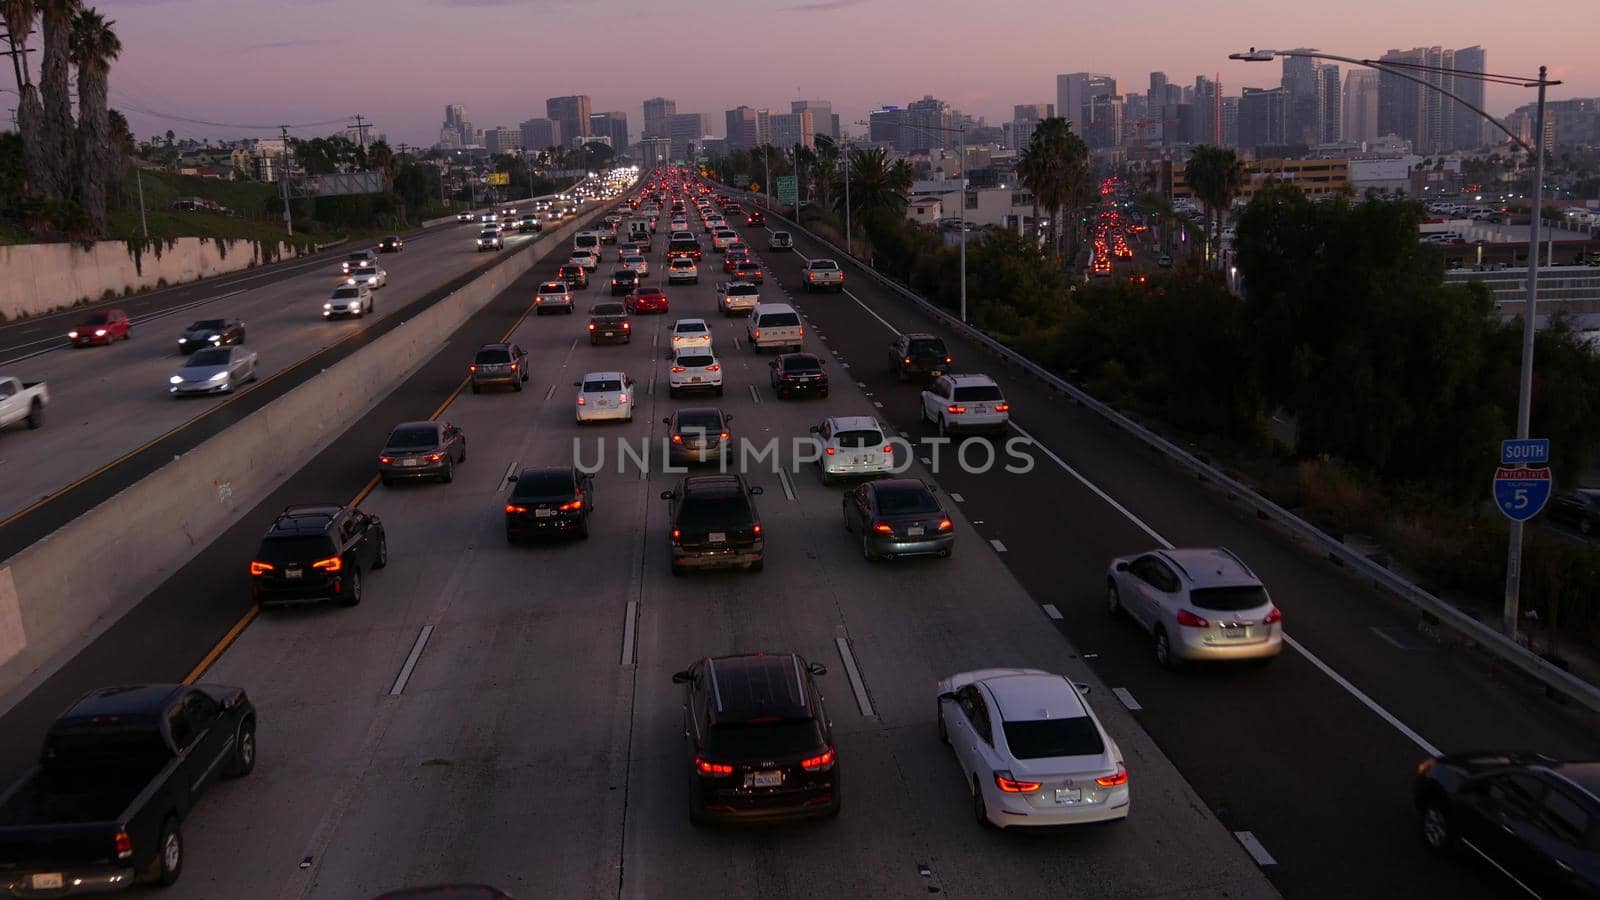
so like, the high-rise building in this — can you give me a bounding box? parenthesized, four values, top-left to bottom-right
(905, 95, 951, 152)
(1282, 49, 1323, 145)
(440, 104, 473, 149)
(1055, 73, 1114, 133)
(1453, 46, 1487, 150)
(1149, 72, 1168, 102)
(755, 109, 772, 147)
(639, 137, 672, 168)
(520, 118, 561, 153)
(1317, 65, 1342, 144)
(1342, 70, 1380, 145)
(725, 106, 758, 151)
(1086, 94, 1123, 149)
(1011, 103, 1052, 150)
(643, 97, 676, 140)
(1194, 76, 1222, 144)
(1378, 48, 1427, 151)
(546, 96, 592, 144)
(668, 113, 710, 160)
(589, 111, 629, 152)
(1238, 86, 1288, 154)
(484, 126, 522, 155)
(791, 100, 839, 140)
(1221, 96, 1240, 148)
(868, 106, 905, 148)
(769, 110, 815, 149)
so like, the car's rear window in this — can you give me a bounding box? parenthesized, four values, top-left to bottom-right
(677, 354, 714, 368)
(671, 259, 694, 268)
(1189, 585, 1271, 612)
(810, 260, 839, 270)
(875, 486, 939, 515)
(758, 312, 801, 327)
(679, 495, 754, 529)
(909, 339, 947, 355)
(186, 348, 231, 366)
(707, 719, 824, 759)
(540, 283, 566, 293)
(257, 535, 337, 564)
(592, 304, 625, 316)
(835, 429, 884, 448)
(675, 411, 724, 431)
(782, 356, 820, 372)
(474, 349, 511, 364)
(729, 285, 758, 296)
(512, 471, 575, 500)
(953, 385, 1003, 402)
(583, 379, 623, 392)
(387, 426, 438, 449)
(1002, 717, 1105, 760)
(676, 321, 707, 333)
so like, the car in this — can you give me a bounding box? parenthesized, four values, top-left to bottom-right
(660, 474, 765, 575)
(621, 255, 650, 276)
(534, 281, 575, 315)
(802, 259, 845, 292)
(456, 211, 476, 223)
(1157, 254, 1173, 268)
(888, 333, 952, 381)
(937, 669, 1129, 829)
(67, 309, 131, 346)
(177, 318, 245, 355)
(573, 230, 603, 257)
(669, 347, 724, 397)
(0, 376, 47, 431)
(558, 264, 590, 289)
(671, 652, 837, 824)
(347, 264, 387, 289)
(734, 261, 765, 284)
(378, 235, 404, 252)
(517, 215, 541, 234)
(248, 504, 386, 606)
(378, 420, 467, 485)
(722, 247, 749, 273)
(1548, 489, 1600, 535)
(1105, 547, 1284, 667)
(574, 371, 635, 423)
(610, 268, 640, 296)
(718, 281, 760, 317)
(842, 477, 953, 560)
(469, 342, 529, 392)
(711, 229, 739, 251)
(570, 250, 600, 271)
(667, 235, 702, 260)
(811, 416, 895, 484)
(618, 241, 643, 261)
(768, 352, 829, 399)
(1413, 751, 1600, 897)
(588, 303, 631, 345)
(477, 228, 503, 251)
(668, 257, 700, 284)
(747, 211, 766, 226)
(919, 373, 1009, 436)
(479, 211, 499, 224)
(626, 286, 669, 314)
(670, 317, 712, 350)
(169, 345, 259, 396)
(747, 303, 804, 353)
(663, 407, 734, 466)
(324, 284, 374, 319)
(505, 466, 594, 542)
(342, 250, 377, 273)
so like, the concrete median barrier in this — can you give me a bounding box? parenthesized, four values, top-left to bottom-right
(0, 194, 622, 712)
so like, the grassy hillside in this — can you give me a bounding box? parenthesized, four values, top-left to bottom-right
(108, 169, 321, 249)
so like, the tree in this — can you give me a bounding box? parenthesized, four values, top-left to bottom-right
(1017, 118, 1090, 262)
(843, 145, 911, 225)
(69, 6, 118, 234)
(1185, 144, 1244, 265)
(810, 136, 839, 221)
(37, 0, 78, 202)
(4, 0, 48, 197)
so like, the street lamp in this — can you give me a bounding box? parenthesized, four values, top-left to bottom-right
(1230, 47, 1559, 642)
(855, 118, 969, 322)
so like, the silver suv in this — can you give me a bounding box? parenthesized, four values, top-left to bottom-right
(1105, 547, 1283, 668)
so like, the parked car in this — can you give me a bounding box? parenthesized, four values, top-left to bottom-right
(888, 333, 951, 381)
(769, 352, 829, 399)
(176, 318, 245, 355)
(534, 281, 575, 315)
(660, 474, 765, 575)
(811, 416, 894, 485)
(842, 478, 953, 560)
(1105, 547, 1283, 668)
(0, 684, 257, 892)
(378, 421, 467, 485)
(919, 373, 1009, 436)
(168, 346, 259, 396)
(248, 504, 387, 606)
(1548, 489, 1600, 535)
(669, 347, 723, 397)
(671, 652, 837, 824)
(504, 466, 594, 541)
(0, 376, 47, 431)
(663, 407, 734, 466)
(937, 669, 1129, 829)
(67, 309, 131, 347)
(324, 284, 374, 319)
(574, 371, 635, 423)
(587, 303, 632, 345)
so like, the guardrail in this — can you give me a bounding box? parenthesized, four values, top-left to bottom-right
(732, 185, 1600, 716)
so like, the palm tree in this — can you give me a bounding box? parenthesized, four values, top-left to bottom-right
(1015, 142, 1043, 245)
(810, 136, 839, 220)
(1017, 118, 1090, 263)
(842, 145, 912, 224)
(69, 6, 117, 234)
(3, 0, 34, 89)
(37, 0, 78, 202)
(1185, 144, 1244, 265)
(4, 0, 48, 195)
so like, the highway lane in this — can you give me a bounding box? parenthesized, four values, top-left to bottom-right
(726, 206, 1600, 899)
(161, 222, 1274, 899)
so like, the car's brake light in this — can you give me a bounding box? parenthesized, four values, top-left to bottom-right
(249, 561, 274, 576)
(311, 556, 343, 573)
(945, 356, 953, 364)
(671, 529, 681, 541)
(1096, 764, 1129, 788)
(588, 323, 596, 331)
(801, 746, 836, 772)
(695, 756, 733, 777)
(1263, 607, 1283, 624)
(576, 396, 586, 405)
(994, 403, 1010, 413)
(752, 329, 761, 339)
(904, 357, 913, 364)
(468, 365, 477, 373)
(425, 453, 444, 462)
(719, 431, 730, 441)
(114, 829, 133, 860)
(622, 322, 631, 330)
(671, 434, 683, 444)
(1176, 608, 1210, 628)
(872, 522, 893, 534)
(559, 499, 583, 511)
(947, 405, 967, 414)
(752, 524, 762, 536)
(671, 366, 686, 373)
(995, 771, 1041, 793)
(824, 447, 837, 456)
(506, 504, 527, 514)
(938, 518, 953, 532)
(706, 364, 720, 372)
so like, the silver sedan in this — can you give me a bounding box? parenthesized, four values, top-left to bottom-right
(170, 345, 258, 395)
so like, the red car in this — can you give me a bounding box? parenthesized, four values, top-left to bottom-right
(626, 287, 670, 314)
(67, 308, 131, 347)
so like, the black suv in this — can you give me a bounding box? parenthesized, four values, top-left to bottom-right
(672, 652, 839, 825)
(505, 466, 594, 541)
(661, 474, 764, 575)
(558, 265, 590, 289)
(768, 353, 829, 399)
(888, 333, 952, 381)
(249, 505, 387, 607)
(610, 268, 639, 296)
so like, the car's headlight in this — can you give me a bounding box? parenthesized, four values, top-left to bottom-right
(68, 331, 79, 339)
(324, 303, 333, 310)
(169, 375, 183, 385)
(94, 329, 107, 337)
(209, 335, 222, 343)
(347, 277, 357, 285)
(177, 338, 187, 345)
(209, 371, 229, 381)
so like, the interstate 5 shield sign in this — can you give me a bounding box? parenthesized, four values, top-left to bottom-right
(1493, 466, 1552, 522)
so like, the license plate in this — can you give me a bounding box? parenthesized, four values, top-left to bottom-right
(930, 369, 943, 376)
(31, 874, 64, 890)
(401, 458, 420, 467)
(1221, 625, 1249, 639)
(535, 509, 556, 518)
(749, 771, 782, 788)
(285, 568, 302, 579)
(1055, 788, 1082, 803)
(598, 400, 611, 407)
(972, 405, 988, 413)
(908, 526, 925, 537)
(708, 532, 726, 543)
(691, 376, 702, 382)
(855, 455, 872, 465)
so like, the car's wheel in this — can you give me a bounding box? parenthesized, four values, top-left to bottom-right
(972, 778, 991, 828)
(1420, 799, 1455, 853)
(576, 517, 590, 540)
(440, 461, 454, 484)
(151, 817, 183, 885)
(748, 558, 764, 573)
(227, 718, 256, 778)
(937, 705, 949, 744)
(25, 400, 43, 429)
(1107, 582, 1125, 618)
(861, 535, 877, 562)
(512, 377, 523, 392)
(670, 561, 685, 577)
(1154, 627, 1179, 669)
(373, 532, 388, 569)
(340, 567, 362, 607)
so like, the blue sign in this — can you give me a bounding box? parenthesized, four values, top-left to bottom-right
(1500, 438, 1550, 466)
(1493, 466, 1553, 522)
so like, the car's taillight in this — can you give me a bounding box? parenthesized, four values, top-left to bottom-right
(995, 771, 1041, 793)
(719, 431, 729, 441)
(670, 434, 683, 444)
(937, 518, 953, 532)
(114, 829, 133, 860)
(671, 529, 682, 542)
(752, 524, 762, 536)
(947, 405, 967, 414)
(801, 746, 836, 772)
(249, 561, 274, 576)
(994, 403, 1010, 413)
(695, 757, 733, 777)
(379, 456, 394, 464)
(945, 356, 953, 364)
(426, 453, 444, 462)
(468, 365, 477, 373)
(671, 366, 686, 373)
(824, 447, 837, 456)
(506, 504, 527, 514)
(311, 556, 343, 573)
(1096, 764, 1129, 788)
(619, 394, 629, 404)
(706, 364, 720, 372)
(559, 500, 583, 511)
(1263, 607, 1283, 625)
(752, 329, 761, 338)
(872, 522, 893, 534)
(1176, 608, 1210, 628)
(622, 322, 631, 330)
(798, 327, 805, 336)
(904, 357, 913, 364)
(576, 396, 586, 405)
(588, 323, 596, 331)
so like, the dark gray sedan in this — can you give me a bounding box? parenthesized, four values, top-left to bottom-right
(379, 421, 467, 485)
(841, 478, 954, 561)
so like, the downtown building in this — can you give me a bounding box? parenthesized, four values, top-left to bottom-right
(868, 106, 906, 148)
(1055, 72, 1117, 135)
(484, 126, 522, 155)
(643, 97, 676, 140)
(768, 109, 815, 150)
(520, 118, 561, 153)
(546, 95, 592, 144)
(725, 106, 759, 152)
(1342, 70, 1380, 145)
(668, 113, 710, 160)
(791, 100, 839, 140)
(1378, 46, 1487, 154)
(590, 111, 630, 153)
(1010, 103, 1053, 150)
(438, 104, 474, 149)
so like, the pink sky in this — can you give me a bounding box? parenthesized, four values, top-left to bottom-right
(94, 0, 1595, 147)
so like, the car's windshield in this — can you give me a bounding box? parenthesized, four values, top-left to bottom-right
(189, 319, 225, 331)
(82, 312, 111, 325)
(332, 288, 360, 298)
(185, 348, 231, 366)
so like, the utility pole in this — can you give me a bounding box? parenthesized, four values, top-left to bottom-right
(136, 167, 148, 239)
(844, 138, 852, 256)
(348, 114, 370, 153)
(279, 125, 293, 237)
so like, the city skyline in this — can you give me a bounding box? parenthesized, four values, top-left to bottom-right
(90, 0, 1593, 147)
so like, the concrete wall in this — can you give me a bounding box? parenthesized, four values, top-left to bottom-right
(0, 200, 615, 712)
(0, 237, 309, 321)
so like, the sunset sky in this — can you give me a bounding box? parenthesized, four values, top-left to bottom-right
(90, 0, 1595, 146)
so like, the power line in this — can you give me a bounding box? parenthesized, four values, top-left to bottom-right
(108, 93, 348, 131)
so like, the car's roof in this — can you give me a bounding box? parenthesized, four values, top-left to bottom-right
(979, 672, 1087, 723)
(538, 281, 567, 290)
(1155, 548, 1260, 589)
(704, 653, 811, 722)
(903, 332, 943, 342)
(682, 473, 748, 496)
(674, 317, 708, 327)
(516, 465, 573, 480)
(267, 504, 344, 535)
(62, 684, 185, 722)
(825, 415, 882, 432)
(943, 373, 998, 386)
(581, 370, 626, 381)
(869, 477, 933, 497)
(390, 420, 439, 432)
(478, 342, 513, 350)
(674, 406, 726, 420)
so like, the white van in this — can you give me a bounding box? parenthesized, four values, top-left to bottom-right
(746, 303, 804, 353)
(573, 231, 602, 255)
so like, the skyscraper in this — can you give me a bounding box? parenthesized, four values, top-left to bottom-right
(1086, 94, 1124, 149)
(440, 105, 473, 148)
(1194, 75, 1222, 145)
(589, 111, 629, 152)
(1238, 87, 1288, 154)
(1011, 103, 1052, 150)
(725, 106, 758, 152)
(485, 126, 522, 155)
(546, 96, 592, 144)
(791, 101, 838, 140)
(1149, 72, 1168, 102)
(643, 97, 676, 140)
(1056, 73, 1114, 133)
(668, 113, 710, 160)
(520, 118, 560, 153)
(769, 110, 814, 150)
(1281, 50, 1322, 146)
(905, 95, 950, 151)
(1342, 70, 1379, 145)
(1452, 46, 1487, 150)
(868, 106, 905, 148)
(1319, 65, 1342, 144)
(1378, 48, 1427, 150)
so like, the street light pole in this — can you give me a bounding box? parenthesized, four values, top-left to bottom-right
(844, 140, 851, 257)
(958, 122, 967, 324)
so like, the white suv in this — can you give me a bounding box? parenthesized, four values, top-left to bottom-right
(574, 371, 635, 424)
(667, 257, 699, 285)
(811, 416, 895, 484)
(670, 317, 713, 351)
(1105, 547, 1283, 667)
(534, 280, 574, 315)
(920, 374, 1009, 436)
(668, 347, 723, 397)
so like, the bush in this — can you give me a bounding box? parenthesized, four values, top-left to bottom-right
(1296, 458, 1385, 538)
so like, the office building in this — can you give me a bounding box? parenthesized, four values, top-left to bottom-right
(520, 118, 561, 153)
(755, 108, 772, 147)
(868, 106, 906, 148)
(1056, 73, 1097, 133)
(1342, 70, 1378, 145)
(1319, 65, 1342, 144)
(1011, 103, 1052, 150)
(440, 104, 473, 149)
(643, 97, 676, 140)
(1149, 72, 1168, 104)
(668, 112, 710, 160)
(1194, 75, 1222, 145)
(1453, 46, 1487, 150)
(769, 109, 814, 150)
(1173, 156, 1349, 202)
(639, 137, 672, 169)
(1379, 46, 1487, 154)
(1086, 94, 1123, 149)
(484, 126, 522, 156)
(1282, 49, 1322, 146)
(546, 96, 592, 143)
(590, 111, 629, 152)
(1238, 86, 1288, 155)
(792, 100, 839, 140)
(1221, 96, 1240, 148)
(725, 106, 758, 151)
(905, 95, 951, 152)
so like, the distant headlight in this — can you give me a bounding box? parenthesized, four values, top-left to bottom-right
(177, 338, 186, 344)
(347, 277, 358, 285)
(209, 335, 222, 343)
(365, 276, 378, 284)
(169, 375, 183, 385)
(68, 331, 79, 338)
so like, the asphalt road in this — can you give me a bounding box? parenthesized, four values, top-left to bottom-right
(0, 197, 1276, 899)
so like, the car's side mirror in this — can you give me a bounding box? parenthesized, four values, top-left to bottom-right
(1115, 561, 1131, 572)
(507, 474, 518, 483)
(662, 417, 672, 425)
(671, 670, 693, 684)
(749, 485, 764, 495)
(660, 490, 675, 500)
(768, 360, 778, 368)
(1075, 682, 1092, 696)
(808, 425, 820, 433)
(937, 691, 959, 702)
(573, 381, 581, 387)
(806, 662, 828, 676)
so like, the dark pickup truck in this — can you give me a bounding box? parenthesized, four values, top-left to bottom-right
(588, 303, 632, 345)
(0, 684, 256, 895)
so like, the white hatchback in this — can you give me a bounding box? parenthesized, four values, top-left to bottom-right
(621, 255, 649, 276)
(668, 347, 724, 397)
(574, 371, 634, 424)
(812, 416, 896, 483)
(670, 318, 713, 351)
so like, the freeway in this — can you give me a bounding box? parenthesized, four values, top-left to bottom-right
(729, 203, 1600, 898)
(0, 191, 1275, 898)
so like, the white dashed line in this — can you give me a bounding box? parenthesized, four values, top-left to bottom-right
(748, 384, 761, 403)
(389, 625, 435, 696)
(776, 468, 797, 501)
(1041, 603, 1063, 620)
(1234, 831, 1277, 867)
(834, 636, 876, 718)
(950, 492, 964, 503)
(1112, 687, 1143, 711)
(499, 460, 518, 491)
(989, 539, 1007, 552)
(619, 601, 638, 666)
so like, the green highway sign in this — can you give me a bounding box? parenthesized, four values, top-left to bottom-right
(776, 175, 796, 205)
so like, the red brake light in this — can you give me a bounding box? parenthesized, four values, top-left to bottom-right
(752, 523, 762, 536)
(114, 829, 133, 860)
(798, 327, 805, 336)
(379, 456, 394, 464)
(468, 365, 477, 372)
(671, 366, 686, 373)
(994, 403, 1010, 413)
(425, 453, 444, 462)
(249, 561, 274, 576)
(695, 756, 733, 777)
(945, 356, 952, 364)
(904, 357, 913, 364)
(872, 522, 893, 534)
(752, 329, 761, 339)
(672, 528, 682, 541)
(588, 323, 596, 330)
(559, 499, 583, 511)
(706, 364, 720, 372)
(937, 518, 953, 532)
(719, 431, 729, 441)
(622, 322, 631, 330)
(311, 556, 343, 573)
(576, 396, 586, 405)
(1096, 764, 1129, 788)
(947, 405, 967, 414)
(1176, 609, 1210, 628)
(1264, 607, 1283, 624)
(995, 771, 1041, 793)
(506, 504, 527, 514)
(801, 746, 836, 772)
(671, 434, 683, 443)
(824, 447, 837, 456)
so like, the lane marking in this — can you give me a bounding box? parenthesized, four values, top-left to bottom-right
(776, 467, 796, 501)
(500, 460, 518, 491)
(182, 606, 259, 684)
(1234, 831, 1277, 867)
(873, 400, 883, 408)
(1007, 421, 1171, 549)
(1284, 634, 1441, 755)
(544, 384, 556, 401)
(834, 636, 876, 718)
(950, 492, 964, 503)
(1042, 603, 1063, 620)
(989, 539, 1007, 552)
(842, 288, 902, 337)
(1112, 687, 1143, 711)
(389, 624, 435, 695)
(748, 384, 760, 403)
(620, 600, 638, 666)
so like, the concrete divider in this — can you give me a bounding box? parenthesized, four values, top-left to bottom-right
(0, 191, 625, 712)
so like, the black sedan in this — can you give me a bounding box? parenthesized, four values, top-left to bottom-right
(177, 318, 246, 355)
(378, 235, 404, 252)
(505, 466, 593, 541)
(1548, 489, 1600, 536)
(610, 268, 640, 296)
(379, 421, 467, 485)
(769, 353, 829, 399)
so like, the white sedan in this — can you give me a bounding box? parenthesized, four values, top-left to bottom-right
(346, 265, 387, 289)
(169, 345, 259, 396)
(668, 347, 723, 397)
(670, 318, 712, 351)
(568, 250, 599, 271)
(937, 668, 1129, 829)
(574, 371, 634, 424)
(621, 254, 649, 276)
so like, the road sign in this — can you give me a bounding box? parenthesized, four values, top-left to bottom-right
(487, 172, 510, 186)
(1501, 438, 1550, 466)
(749, 182, 761, 192)
(1493, 466, 1552, 522)
(776, 175, 796, 205)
